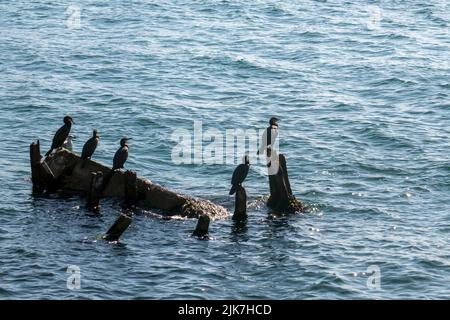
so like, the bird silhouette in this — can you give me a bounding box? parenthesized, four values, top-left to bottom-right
(113, 137, 130, 170)
(45, 116, 74, 156)
(257, 117, 279, 156)
(229, 155, 250, 195)
(81, 130, 100, 168)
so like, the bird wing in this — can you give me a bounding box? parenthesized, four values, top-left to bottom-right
(113, 148, 121, 168)
(81, 138, 91, 158)
(82, 137, 98, 159)
(51, 124, 70, 149)
(270, 128, 278, 146)
(113, 147, 128, 169)
(231, 164, 249, 185)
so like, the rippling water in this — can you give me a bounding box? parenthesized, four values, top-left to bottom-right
(0, 0, 449, 299)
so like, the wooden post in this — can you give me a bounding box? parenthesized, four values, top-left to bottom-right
(123, 170, 137, 209)
(30, 141, 45, 194)
(86, 171, 103, 213)
(267, 154, 304, 212)
(280, 155, 293, 196)
(193, 214, 210, 239)
(232, 185, 247, 221)
(103, 213, 133, 242)
(268, 153, 290, 211)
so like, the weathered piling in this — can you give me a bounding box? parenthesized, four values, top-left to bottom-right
(86, 171, 103, 213)
(30, 141, 44, 194)
(193, 214, 210, 239)
(280, 154, 293, 196)
(103, 213, 133, 242)
(232, 185, 247, 221)
(123, 170, 137, 209)
(267, 154, 304, 213)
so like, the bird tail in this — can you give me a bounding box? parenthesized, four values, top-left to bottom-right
(229, 185, 237, 195)
(45, 149, 53, 157)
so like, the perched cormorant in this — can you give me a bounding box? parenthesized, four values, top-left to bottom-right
(112, 137, 131, 170)
(257, 117, 279, 156)
(229, 155, 250, 195)
(81, 130, 100, 168)
(62, 135, 75, 151)
(101, 137, 131, 191)
(46, 116, 74, 156)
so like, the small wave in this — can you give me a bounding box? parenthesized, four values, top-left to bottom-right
(306, 273, 357, 297)
(298, 30, 325, 38)
(262, 4, 297, 18)
(370, 77, 418, 87)
(356, 162, 410, 176)
(386, 33, 413, 41)
(348, 207, 392, 217)
(193, 52, 293, 76)
(356, 125, 418, 150)
(0, 287, 15, 297)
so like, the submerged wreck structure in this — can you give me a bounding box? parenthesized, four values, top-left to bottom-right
(30, 140, 227, 240)
(30, 140, 304, 241)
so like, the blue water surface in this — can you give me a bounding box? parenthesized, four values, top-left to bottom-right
(0, 0, 449, 299)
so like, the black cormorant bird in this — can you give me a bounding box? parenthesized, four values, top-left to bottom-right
(229, 155, 250, 195)
(81, 130, 100, 168)
(46, 116, 74, 156)
(112, 137, 131, 170)
(257, 117, 279, 156)
(102, 137, 131, 191)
